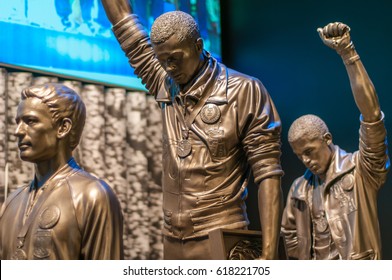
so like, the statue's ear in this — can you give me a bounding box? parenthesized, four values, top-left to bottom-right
(57, 118, 72, 139)
(195, 37, 203, 53)
(323, 132, 333, 145)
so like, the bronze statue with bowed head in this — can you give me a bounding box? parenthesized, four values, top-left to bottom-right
(281, 22, 390, 260)
(0, 83, 124, 259)
(100, 0, 284, 259)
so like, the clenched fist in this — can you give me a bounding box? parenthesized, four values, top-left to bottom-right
(317, 22, 352, 53)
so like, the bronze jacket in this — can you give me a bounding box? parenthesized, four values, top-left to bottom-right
(0, 158, 124, 259)
(113, 15, 283, 240)
(282, 116, 389, 260)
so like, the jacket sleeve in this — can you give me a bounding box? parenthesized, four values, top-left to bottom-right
(238, 77, 283, 184)
(358, 112, 390, 190)
(74, 179, 124, 260)
(112, 15, 168, 99)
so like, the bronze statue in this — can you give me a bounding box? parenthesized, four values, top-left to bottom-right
(100, 0, 283, 259)
(281, 22, 390, 260)
(0, 83, 124, 259)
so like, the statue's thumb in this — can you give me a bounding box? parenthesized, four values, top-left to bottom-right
(316, 28, 324, 40)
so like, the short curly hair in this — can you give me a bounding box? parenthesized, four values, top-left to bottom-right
(150, 11, 200, 45)
(21, 83, 86, 151)
(288, 114, 329, 143)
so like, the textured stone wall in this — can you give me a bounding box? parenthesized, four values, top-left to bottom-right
(124, 91, 150, 259)
(0, 69, 7, 206)
(80, 84, 107, 179)
(145, 96, 163, 260)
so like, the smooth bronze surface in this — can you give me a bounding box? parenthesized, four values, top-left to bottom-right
(282, 22, 389, 260)
(0, 83, 124, 259)
(101, 0, 283, 259)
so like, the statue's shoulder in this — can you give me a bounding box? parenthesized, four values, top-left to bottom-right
(66, 169, 115, 200)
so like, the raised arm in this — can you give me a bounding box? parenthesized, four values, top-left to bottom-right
(101, 0, 133, 25)
(317, 22, 382, 122)
(100, 0, 166, 96)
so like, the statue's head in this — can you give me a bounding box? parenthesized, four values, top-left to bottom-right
(151, 10, 201, 45)
(17, 83, 86, 155)
(150, 11, 205, 85)
(288, 114, 333, 178)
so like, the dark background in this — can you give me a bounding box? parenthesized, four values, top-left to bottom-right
(220, 0, 392, 259)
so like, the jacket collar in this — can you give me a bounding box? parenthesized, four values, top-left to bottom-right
(292, 145, 355, 201)
(323, 145, 355, 186)
(30, 157, 81, 191)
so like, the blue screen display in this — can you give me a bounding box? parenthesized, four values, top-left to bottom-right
(0, 0, 221, 91)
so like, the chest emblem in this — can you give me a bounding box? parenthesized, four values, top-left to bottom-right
(200, 104, 221, 124)
(39, 205, 61, 229)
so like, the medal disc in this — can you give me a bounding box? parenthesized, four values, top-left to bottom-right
(200, 104, 221, 124)
(39, 205, 61, 229)
(177, 139, 192, 158)
(11, 249, 27, 260)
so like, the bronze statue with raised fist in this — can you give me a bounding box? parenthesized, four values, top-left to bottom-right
(100, 0, 284, 259)
(282, 22, 390, 260)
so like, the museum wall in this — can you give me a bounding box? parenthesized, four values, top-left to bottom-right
(221, 0, 392, 259)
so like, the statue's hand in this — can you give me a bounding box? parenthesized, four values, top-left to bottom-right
(317, 22, 352, 53)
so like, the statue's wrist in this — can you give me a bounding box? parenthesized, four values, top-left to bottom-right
(343, 53, 360, 65)
(337, 42, 360, 65)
